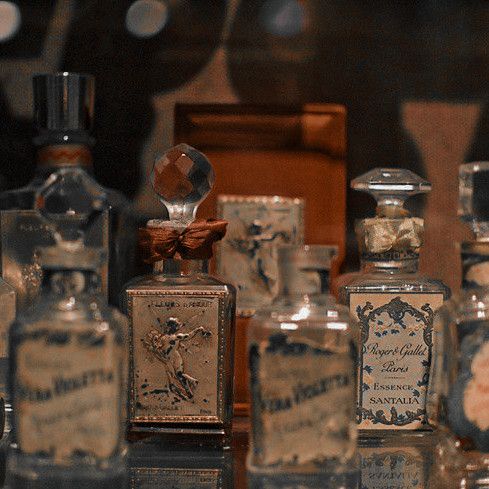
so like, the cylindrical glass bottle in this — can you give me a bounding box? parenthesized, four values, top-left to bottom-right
(248, 245, 358, 474)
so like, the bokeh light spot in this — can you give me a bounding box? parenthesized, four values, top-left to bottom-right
(0, 1, 21, 42)
(126, 0, 169, 39)
(260, 0, 306, 37)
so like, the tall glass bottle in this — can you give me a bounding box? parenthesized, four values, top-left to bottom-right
(428, 162, 489, 472)
(0, 72, 135, 309)
(248, 245, 358, 474)
(339, 168, 450, 439)
(8, 169, 127, 480)
(122, 144, 236, 447)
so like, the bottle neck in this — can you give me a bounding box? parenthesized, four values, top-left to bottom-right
(360, 257, 419, 274)
(277, 268, 330, 300)
(153, 259, 208, 276)
(42, 269, 101, 297)
(34, 143, 93, 177)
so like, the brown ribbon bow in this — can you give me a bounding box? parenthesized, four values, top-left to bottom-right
(139, 219, 228, 263)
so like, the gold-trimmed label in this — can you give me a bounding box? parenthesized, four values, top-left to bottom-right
(14, 327, 120, 462)
(350, 293, 444, 430)
(129, 291, 224, 423)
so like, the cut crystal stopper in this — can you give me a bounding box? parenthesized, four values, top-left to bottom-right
(150, 143, 215, 227)
(459, 162, 489, 241)
(36, 168, 107, 248)
(352, 168, 431, 216)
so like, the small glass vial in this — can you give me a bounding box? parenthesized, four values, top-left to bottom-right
(428, 162, 489, 473)
(0, 72, 136, 309)
(122, 144, 236, 446)
(8, 169, 127, 480)
(248, 245, 357, 474)
(339, 168, 450, 439)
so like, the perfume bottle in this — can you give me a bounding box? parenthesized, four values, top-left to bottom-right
(428, 162, 489, 471)
(339, 168, 450, 437)
(0, 72, 136, 309)
(8, 169, 127, 480)
(122, 144, 236, 446)
(248, 245, 357, 474)
(0, 279, 15, 436)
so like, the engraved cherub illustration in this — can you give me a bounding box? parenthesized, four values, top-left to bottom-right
(142, 312, 211, 401)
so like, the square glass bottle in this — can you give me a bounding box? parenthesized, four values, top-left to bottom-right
(122, 144, 236, 447)
(0, 72, 136, 309)
(248, 245, 358, 474)
(428, 162, 489, 474)
(7, 169, 128, 481)
(338, 168, 450, 440)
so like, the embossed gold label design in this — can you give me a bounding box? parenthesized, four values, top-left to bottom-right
(249, 335, 355, 467)
(360, 447, 425, 489)
(14, 327, 120, 462)
(350, 293, 444, 430)
(0, 210, 108, 309)
(130, 293, 222, 423)
(131, 468, 222, 489)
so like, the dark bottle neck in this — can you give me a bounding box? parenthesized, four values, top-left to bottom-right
(360, 257, 419, 274)
(153, 259, 208, 276)
(42, 269, 101, 297)
(34, 143, 93, 179)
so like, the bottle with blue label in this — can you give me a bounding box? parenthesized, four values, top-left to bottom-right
(248, 245, 358, 474)
(428, 161, 489, 471)
(339, 168, 450, 440)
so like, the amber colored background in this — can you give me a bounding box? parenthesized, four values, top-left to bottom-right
(2, 1, 489, 292)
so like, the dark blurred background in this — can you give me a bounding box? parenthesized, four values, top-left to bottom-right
(1, 0, 488, 290)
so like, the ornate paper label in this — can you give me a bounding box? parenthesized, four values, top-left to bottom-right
(0, 210, 108, 309)
(130, 293, 222, 422)
(360, 447, 426, 489)
(131, 468, 222, 489)
(249, 334, 355, 467)
(350, 293, 444, 430)
(14, 327, 120, 462)
(217, 196, 304, 313)
(463, 341, 489, 430)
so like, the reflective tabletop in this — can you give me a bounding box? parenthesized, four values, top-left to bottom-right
(2, 418, 489, 489)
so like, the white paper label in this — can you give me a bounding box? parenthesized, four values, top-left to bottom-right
(15, 327, 120, 462)
(250, 335, 355, 467)
(350, 293, 444, 430)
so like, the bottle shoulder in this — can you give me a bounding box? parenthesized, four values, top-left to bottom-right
(339, 271, 450, 298)
(435, 286, 489, 323)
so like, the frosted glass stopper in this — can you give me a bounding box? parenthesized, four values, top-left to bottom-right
(151, 143, 215, 227)
(36, 168, 107, 247)
(352, 168, 431, 216)
(459, 162, 489, 241)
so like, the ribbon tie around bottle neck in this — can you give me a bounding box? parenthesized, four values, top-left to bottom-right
(139, 219, 228, 263)
(362, 217, 424, 254)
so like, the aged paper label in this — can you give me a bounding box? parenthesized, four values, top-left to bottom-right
(131, 468, 221, 489)
(350, 293, 444, 430)
(130, 293, 221, 422)
(249, 335, 355, 467)
(15, 327, 120, 462)
(360, 446, 425, 489)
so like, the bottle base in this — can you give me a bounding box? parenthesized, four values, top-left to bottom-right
(7, 445, 127, 483)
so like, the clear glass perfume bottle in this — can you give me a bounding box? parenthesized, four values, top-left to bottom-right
(248, 245, 358, 474)
(122, 144, 236, 447)
(338, 168, 450, 439)
(0, 72, 136, 309)
(428, 162, 489, 472)
(8, 168, 127, 480)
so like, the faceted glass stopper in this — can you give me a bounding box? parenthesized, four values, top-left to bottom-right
(352, 168, 431, 214)
(459, 162, 489, 241)
(151, 143, 215, 227)
(35, 168, 107, 245)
